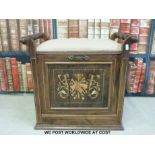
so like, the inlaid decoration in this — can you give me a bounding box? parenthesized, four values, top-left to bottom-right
(57, 73, 101, 100)
(48, 63, 110, 107)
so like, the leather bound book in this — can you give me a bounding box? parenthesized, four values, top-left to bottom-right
(43, 19, 49, 38)
(68, 19, 79, 38)
(57, 19, 68, 38)
(48, 19, 52, 39)
(10, 58, 20, 91)
(33, 19, 40, 46)
(26, 63, 33, 92)
(27, 19, 33, 35)
(131, 19, 140, 27)
(138, 63, 146, 92)
(8, 19, 20, 51)
(88, 19, 95, 38)
(19, 19, 28, 51)
(132, 58, 143, 93)
(101, 19, 110, 39)
(0, 19, 10, 51)
(79, 19, 88, 38)
(146, 61, 155, 94)
(140, 19, 151, 28)
(0, 58, 9, 91)
(21, 64, 27, 92)
(17, 61, 24, 91)
(0, 34, 2, 51)
(5, 57, 14, 91)
(110, 19, 120, 28)
(94, 19, 101, 39)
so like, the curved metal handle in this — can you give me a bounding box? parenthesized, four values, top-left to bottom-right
(67, 55, 90, 61)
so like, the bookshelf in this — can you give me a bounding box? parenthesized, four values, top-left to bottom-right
(0, 19, 54, 94)
(126, 19, 155, 97)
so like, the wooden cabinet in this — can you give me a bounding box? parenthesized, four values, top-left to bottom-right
(20, 33, 138, 130)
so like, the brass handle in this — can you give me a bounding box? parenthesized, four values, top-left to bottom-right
(67, 55, 90, 61)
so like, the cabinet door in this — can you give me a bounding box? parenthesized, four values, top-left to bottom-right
(37, 54, 121, 127)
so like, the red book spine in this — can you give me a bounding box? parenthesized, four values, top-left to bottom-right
(0, 58, 9, 91)
(146, 61, 155, 94)
(10, 58, 20, 91)
(126, 62, 137, 93)
(26, 63, 33, 91)
(132, 58, 143, 93)
(110, 19, 120, 27)
(131, 19, 140, 27)
(119, 23, 130, 34)
(121, 19, 131, 23)
(137, 63, 146, 92)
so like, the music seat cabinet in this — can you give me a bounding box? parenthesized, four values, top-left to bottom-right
(20, 32, 138, 130)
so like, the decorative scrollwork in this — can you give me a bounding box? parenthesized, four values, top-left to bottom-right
(57, 73, 101, 101)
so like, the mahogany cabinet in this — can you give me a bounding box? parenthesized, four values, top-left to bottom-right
(20, 33, 138, 130)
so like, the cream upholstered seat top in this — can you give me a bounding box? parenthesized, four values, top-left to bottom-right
(37, 38, 122, 53)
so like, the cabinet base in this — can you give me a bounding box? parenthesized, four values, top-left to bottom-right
(35, 123, 124, 130)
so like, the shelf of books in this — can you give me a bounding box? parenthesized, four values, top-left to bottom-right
(0, 19, 53, 94)
(55, 19, 155, 97)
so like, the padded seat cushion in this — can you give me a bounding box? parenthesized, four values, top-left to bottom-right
(37, 38, 122, 53)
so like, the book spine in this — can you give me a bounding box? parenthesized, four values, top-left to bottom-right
(152, 37, 155, 54)
(129, 20, 140, 54)
(0, 34, 2, 51)
(94, 19, 101, 39)
(0, 58, 9, 91)
(131, 19, 140, 27)
(101, 19, 110, 39)
(132, 58, 143, 93)
(146, 61, 155, 94)
(39, 19, 44, 33)
(48, 19, 52, 39)
(126, 61, 137, 93)
(5, 57, 14, 91)
(57, 19, 68, 38)
(119, 22, 131, 34)
(43, 19, 49, 38)
(68, 19, 79, 38)
(138, 19, 150, 54)
(21, 64, 27, 92)
(0, 19, 10, 51)
(137, 63, 146, 92)
(26, 63, 33, 92)
(10, 58, 20, 91)
(39, 19, 45, 42)
(17, 61, 24, 91)
(88, 19, 95, 38)
(8, 19, 20, 51)
(79, 19, 88, 38)
(19, 19, 28, 51)
(109, 19, 120, 38)
(27, 19, 33, 35)
(33, 19, 40, 46)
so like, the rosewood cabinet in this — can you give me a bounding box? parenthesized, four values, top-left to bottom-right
(20, 33, 138, 130)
